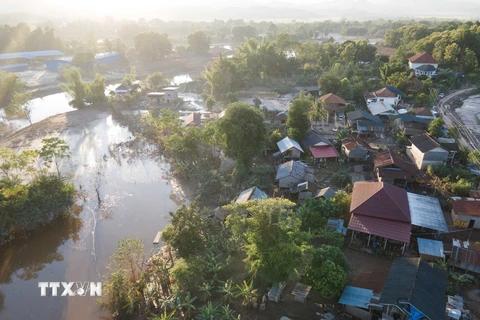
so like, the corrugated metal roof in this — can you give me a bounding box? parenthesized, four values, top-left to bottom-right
(94, 51, 120, 59)
(395, 113, 428, 124)
(348, 214, 411, 243)
(367, 101, 395, 116)
(379, 258, 447, 320)
(275, 160, 314, 182)
(418, 238, 444, 258)
(409, 52, 438, 64)
(302, 130, 332, 149)
(347, 110, 382, 123)
(277, 137, 304, 154)
(309, 145, 339, 159)
(409, 133, 445, 153)
(341, 136, 373, 151)
(350, 182, 411, 223)
(316, 187, 336, 200)
(374, 150, 419, 177)
(0, 50, 64, 60)
(320, 93, 346, 105)
(408, 192, 448, 232)
(339, 286, 374, 308)
(451, 199, 480, 216)
(236, 186, 268, 203)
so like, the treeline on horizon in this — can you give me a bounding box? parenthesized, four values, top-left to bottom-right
(1, 18, 478, 54)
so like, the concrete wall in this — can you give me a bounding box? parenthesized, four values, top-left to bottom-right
(451, 210, 480, 229)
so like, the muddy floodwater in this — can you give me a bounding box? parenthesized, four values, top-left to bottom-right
(0, 96, 188, 319)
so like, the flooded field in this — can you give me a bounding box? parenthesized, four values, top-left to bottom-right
(455, 94, 480, 134)
(0, 96, 188, 319)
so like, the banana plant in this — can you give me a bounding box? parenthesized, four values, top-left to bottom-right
(149, 307, 178, 320)
(196, 302, 219, 320)
(234, 280, 258, 308)
(219, 305, 237, 320)
(216, 279, 235, 305)
(199, 281, 214, 302)
(177, 292, 197, 319)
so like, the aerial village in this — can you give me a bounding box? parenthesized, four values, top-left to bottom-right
(1, 18, 480, 320)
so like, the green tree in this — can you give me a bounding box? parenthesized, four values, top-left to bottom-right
(4, 92, 33, 124)
(176, 292, 197, 319)
(233, 280, 258, 308)
(0, 70, 24, 107)
(215, 102, 266, 169)
(134, 32, 172, 60)
(187, 30, 211, 55)
(224, 198, 304, 284)
(462, 48, 478, 72)
(161, 205, 207, 259)
(86, 73, 107, 103)
(99, 270, 131, 317)
(231, 25, 257, 42)
(468, 150, 480, 165)
(448, 127, 459, 139)
(60, 67, 87, 108)
(71, 52, 95, 67)
(309, 99, 328, 130)
(0, 148, 37, 187)
(38, 137, 70, 177)
(287, 97, 311, 141)
(145, 72, 169, 91)
(296, 198, 343, 232)
(205, 96, 216, 112)
(428, 117, 444, 139)
(204, 56, 244, 100)
(110, 237, 145, 283)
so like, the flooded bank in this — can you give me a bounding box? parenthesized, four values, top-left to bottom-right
(0, 109, 187, 319)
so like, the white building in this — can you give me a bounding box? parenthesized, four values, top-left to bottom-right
(408, 52, 439, 77)
(406, 133, 449, 170)
(364, 86, 402, 116)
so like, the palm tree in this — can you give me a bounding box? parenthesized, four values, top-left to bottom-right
(177, 292, 197, 319)
(309, 99, 328, 130)
(219, 305, 237, 320)
(196, 302, 219, 320)
(216, 279, 235, 305)
(234, 280, 258, 308)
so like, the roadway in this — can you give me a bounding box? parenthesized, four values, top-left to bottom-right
(438, 88, 480, 151)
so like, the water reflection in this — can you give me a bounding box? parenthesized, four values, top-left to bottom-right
(0, 213, 82, 285)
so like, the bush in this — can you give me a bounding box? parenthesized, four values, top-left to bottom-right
(0, 175, 75, 244)
(171, 257, 206, 293)
(331, 170, 351, 188)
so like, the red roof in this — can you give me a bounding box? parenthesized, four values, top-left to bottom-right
(320, 93, 347, 105)
(350, 182, 410, 222)
(348, 182, 411, 243)
(349, 214, 412, 243)
(309, 145, 339, 159)
(409, 52, 437, 64)
(452, 200, 480, 217)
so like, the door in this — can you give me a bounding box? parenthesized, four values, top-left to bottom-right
(468, 219, 475, 229)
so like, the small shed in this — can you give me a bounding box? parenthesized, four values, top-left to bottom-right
(296, 181, 318, 203)
(276, 160, 314, 189)
(341, 136, 373, 160)
(268, 282, 286, 303)
(451, 198, 480, 229)
(185, 112, 202, 127)
(327, 218, 347, 235)
(315, 187, 336, 200)
(277, 137, 304, 159)
(291, 283, 311, 303)
(417, 238, 444, 261)
(339, 286, 378, 320)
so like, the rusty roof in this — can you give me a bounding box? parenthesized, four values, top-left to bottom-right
(451, 199, 480, 216)
(409, 52, 437, 64)
(350, 182, 411, 223)
(374, 150, 419, 176)
(341, 136, 374, 151)
(320, 93, 347, 105)
(374, 87, 398, 98)
(185, 112, 202, 126)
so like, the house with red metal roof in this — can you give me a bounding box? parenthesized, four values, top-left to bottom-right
(302, 130, 339, 163)
(348, 181, 447, 252)
(450, 198, 480, 229)
(449, 239, 480, 274)
(408, 52, 439, 77)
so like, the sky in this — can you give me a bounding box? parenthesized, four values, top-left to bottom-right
(1, 0, 480, 20)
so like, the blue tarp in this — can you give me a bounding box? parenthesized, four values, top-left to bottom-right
(409, 305, 424, 320)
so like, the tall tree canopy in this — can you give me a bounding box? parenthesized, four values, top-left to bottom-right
(134, 32, 172, 60)
(286, 96, 311, 142)
(187, 30, 211, 54)
(215, 102, 266, 169)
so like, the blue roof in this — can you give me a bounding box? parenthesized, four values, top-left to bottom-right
(417, 238, 444, 258)
(95, 52, 120, 59)
(277, 136, 304, 154)
(339, 286, 374, 308)
(0, 50, 64, 60)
